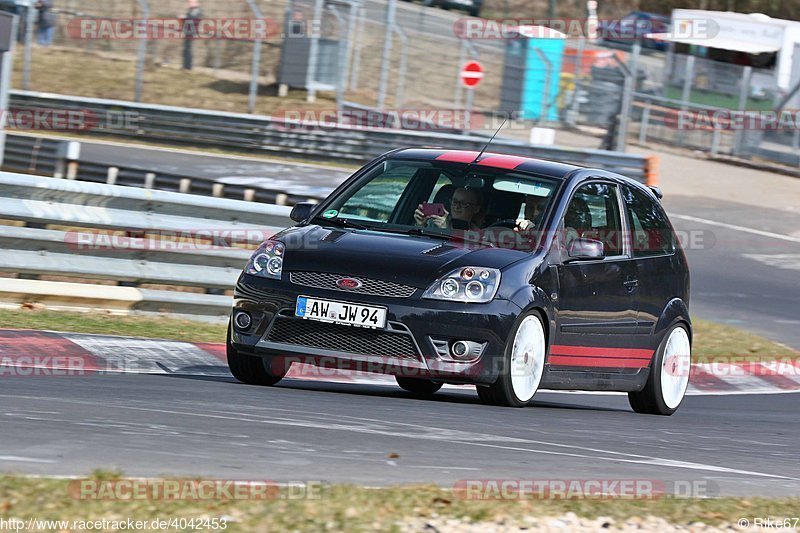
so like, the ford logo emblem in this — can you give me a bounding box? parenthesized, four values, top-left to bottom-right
(336, 277, 362, 290)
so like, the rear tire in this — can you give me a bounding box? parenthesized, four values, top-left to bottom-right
(477, 312, 546, 407)
(628, 323, 691, 415)
(227, 327, 288, 386)
(396, 376, 442, 396)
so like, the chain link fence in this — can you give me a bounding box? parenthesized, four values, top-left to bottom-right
(6, 0, 800, 168)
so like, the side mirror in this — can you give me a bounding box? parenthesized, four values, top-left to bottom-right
(648, 186, 663, 200)
(567, 238, 605, 262)
(290, 202, 315, 223)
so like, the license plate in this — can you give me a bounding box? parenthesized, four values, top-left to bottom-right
(295, 296, 387, 329)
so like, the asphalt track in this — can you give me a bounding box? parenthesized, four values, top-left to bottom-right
(1, 371, 799, 496)
(3, 141, 799, 496)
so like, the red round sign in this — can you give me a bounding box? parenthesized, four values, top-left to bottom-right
(460, 60, 484, 88)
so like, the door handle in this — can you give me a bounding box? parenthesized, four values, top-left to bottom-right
(624, 278, 639, 291)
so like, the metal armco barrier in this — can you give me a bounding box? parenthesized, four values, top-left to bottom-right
(0, 172, 293, 318)
(2, 133, 77, 178)
(8, 90, 655, 183)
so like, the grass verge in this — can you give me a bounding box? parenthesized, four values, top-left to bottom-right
(1, 474, 798, 531)
(0, 307, 796, 363)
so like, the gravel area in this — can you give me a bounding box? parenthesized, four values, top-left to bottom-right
(397, 512, 781, 532)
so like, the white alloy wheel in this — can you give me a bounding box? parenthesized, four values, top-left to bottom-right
(660, 326, 691, 409)
(509, 315, 546, 403)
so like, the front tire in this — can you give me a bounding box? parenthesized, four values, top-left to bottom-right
(477, 312, 546, 407)
(396, 376, 443, 396)
(227, 328, 288, 386)
(628, 323, 691, 415)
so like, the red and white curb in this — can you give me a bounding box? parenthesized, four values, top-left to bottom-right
(1, 329, 799, 395)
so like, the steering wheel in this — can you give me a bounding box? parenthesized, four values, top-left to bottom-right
(486, 218, 518, 229)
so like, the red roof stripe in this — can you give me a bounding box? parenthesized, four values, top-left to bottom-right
(435, 151, 481, 163)
(477, 154, 529, 169)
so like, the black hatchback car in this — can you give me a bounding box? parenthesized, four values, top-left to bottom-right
(228, 149, 691, 415)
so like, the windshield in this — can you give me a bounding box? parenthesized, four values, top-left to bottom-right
(314, 159, 561, 251)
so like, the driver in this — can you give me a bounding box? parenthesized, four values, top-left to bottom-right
(515, 194, 548, 232)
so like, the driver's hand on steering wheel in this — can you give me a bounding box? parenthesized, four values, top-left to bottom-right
(515, 218, 533, 232)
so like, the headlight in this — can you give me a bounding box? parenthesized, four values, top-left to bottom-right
(422, 267, 501, 303)
(245, 240, 285, 280)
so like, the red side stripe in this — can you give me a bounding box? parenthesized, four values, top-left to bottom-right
(435, 151, 480, 163)
(550, 345, 654, 359)
(476, 154, 529, 169)
(548, 355, 650, 368)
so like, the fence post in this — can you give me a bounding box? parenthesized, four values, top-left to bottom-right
(638, 101, 650, 145)
(245, 0, 264, 113)
(326, 5, 347, 112)
(454, 39, 467, 109)
(732, 65, 752, 157)
(676, 55, 695, 142)
(23, 3, 34, 90)
(711, 122, 721, 156)
(212, 183, 224, 197)
(0, 14, 18, 170)
(134, 0, 149, 102)
(349, 7, 365, 91)
(144, 172, 156, 189)
(616, 40, 641, 152)
(393, 26, 408, 109)
(306, 0, 325, 103)
(377, 0, 397, 108)
(567, 37, 586, 127)
(179, 178, 191, 193)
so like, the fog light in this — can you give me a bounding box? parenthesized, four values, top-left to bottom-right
(452, 341, 469, 359)
(234, 311, 252, 330)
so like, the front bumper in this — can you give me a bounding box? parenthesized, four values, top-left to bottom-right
(230, 273, 522, 385)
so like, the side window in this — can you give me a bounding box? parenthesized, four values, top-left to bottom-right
(563, 182, 623, 256)
(622, 186, 675, 257)
(337, 165, 416, 222)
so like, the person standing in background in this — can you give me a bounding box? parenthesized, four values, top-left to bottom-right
(182, 0, 203, 70)
(35, 0, 56, 46)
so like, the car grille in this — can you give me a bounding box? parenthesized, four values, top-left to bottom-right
(266, 317, 420, 360)
(289, 271, 417, 298)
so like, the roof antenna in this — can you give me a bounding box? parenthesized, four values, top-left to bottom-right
(472, 118, 507, 164)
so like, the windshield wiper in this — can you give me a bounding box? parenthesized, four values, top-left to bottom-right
(406, 227, 490, 247)
(311, 216, 370, 230)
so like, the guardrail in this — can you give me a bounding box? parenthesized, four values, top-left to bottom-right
(1, 133, 322, 205)
(3, 134, 78, 178)
(0, 172, 293, 318)
(8, 90, 656, 184)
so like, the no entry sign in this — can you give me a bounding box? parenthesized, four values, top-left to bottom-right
(460, 60, 484, 88)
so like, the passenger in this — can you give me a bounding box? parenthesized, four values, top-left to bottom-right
(414, 187, 485, 231)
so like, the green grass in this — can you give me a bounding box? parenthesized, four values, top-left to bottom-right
(0, 308, 796, 363)
(664, 86, 774, 111)
(0, 475, 798, 531)
(0, 308, 226, 343)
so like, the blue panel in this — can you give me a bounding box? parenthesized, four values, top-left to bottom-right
(521, 38, 565, 121)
